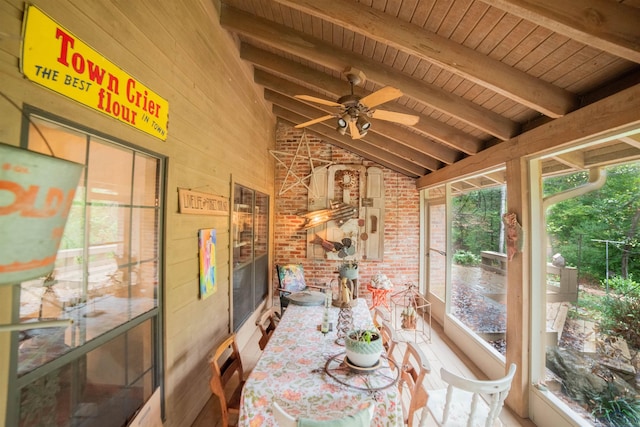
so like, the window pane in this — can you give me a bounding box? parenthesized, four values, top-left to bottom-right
(132, 153, 160, 207)
(541, 162, 640, 425)
(28, 117, 87, 165)
(19, 320, 154, 427)
(19, 122, 161, 377)
(87, 140, 133, 205)
(427, 187, 446, 300)
(233, 185, 254, 267)
(450, 185, 507, 355)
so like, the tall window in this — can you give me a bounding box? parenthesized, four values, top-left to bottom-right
(450, 183, 507, 355)
(426, 187, 446, 301)
(232, 183, 269, 331)
(539, 162, 640, 426)
(11, 113, 163, 427)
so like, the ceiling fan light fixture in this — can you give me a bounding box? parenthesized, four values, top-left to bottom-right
(356, 116, 371, 132)
(337, 116, 348, 129)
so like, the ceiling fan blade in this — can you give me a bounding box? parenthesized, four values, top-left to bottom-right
(359, 86, 403, 108)
(371, 109, 420, 125)
(294, 94, 342, 107)
(294, 115, 335, 128)
(348, 120, 363, 139)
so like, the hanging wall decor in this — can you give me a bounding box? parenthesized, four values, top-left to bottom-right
(503, 212, 523, 261)
(269, 130, 334, 197)
(198, 228, 217, 299)
(0, 142, 83, 286)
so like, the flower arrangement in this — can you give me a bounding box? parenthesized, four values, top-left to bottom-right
(370, 273, 392, 290)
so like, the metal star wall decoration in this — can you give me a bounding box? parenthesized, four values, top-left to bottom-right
(269, 130, 334, 197)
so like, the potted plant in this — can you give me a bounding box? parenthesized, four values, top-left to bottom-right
(338, 260, 358, 280)
(401, 306, 417, 330)
(344, 328, 383, 367)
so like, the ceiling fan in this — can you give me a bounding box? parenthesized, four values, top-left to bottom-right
(293, 68, 420, 139)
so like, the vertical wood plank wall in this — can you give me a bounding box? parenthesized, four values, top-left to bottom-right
(0, 0, 275, 426)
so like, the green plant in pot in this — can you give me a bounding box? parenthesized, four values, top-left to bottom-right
(338, 260, 358, 280)
(344, 329, 383, 367)
(401, 306, 417, 330)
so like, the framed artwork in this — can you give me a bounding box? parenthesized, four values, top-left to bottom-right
(198, 228, 217, 299)
(276, 263, 307, 292)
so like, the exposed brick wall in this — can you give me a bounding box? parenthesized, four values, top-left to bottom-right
(273, 123, 420, 299)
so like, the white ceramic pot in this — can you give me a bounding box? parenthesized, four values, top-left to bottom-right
(344, 330, 383, 367)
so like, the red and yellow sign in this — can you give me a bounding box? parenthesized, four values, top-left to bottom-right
(21, 5, 169, 141)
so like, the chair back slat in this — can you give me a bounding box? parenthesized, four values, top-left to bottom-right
(256, 307, 280, 350)
(209, 333, 245, 427)
(379, 320, 399, 368)
(427, 363, 517, 427)
(399, 342, 431, 427)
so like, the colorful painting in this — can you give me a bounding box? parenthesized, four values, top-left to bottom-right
(199, 229, 217, 299)
(276, 263, 307, 292)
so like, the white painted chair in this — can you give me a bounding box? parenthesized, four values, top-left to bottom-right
(422, 363, 517, 427)
(271, 401, 375, 427)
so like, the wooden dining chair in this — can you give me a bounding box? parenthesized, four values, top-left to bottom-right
(271, 401, 376, 427)
(255, 306, 280, 350)
(379, 320, 400, 368)
(399, 341, 431, 427)
(209, 333, 245, 427)
(422, 363, 517, 427)
(371, 307, 387, 329)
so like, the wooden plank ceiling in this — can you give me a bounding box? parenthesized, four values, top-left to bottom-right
(220, 0, 640, 182)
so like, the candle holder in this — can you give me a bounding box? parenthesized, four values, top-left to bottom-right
(335, 303, 354, 346)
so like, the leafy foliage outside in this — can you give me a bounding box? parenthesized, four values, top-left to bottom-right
(452, 250, 481, 266)
(598, 276, 640, 349)
(586, 381, 640, 427)
(545, 164, 640, 282)
(452, 187, 505, 256)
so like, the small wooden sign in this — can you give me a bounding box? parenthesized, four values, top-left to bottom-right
(178, 188, 228, 215)
(361, 197, 373, 207)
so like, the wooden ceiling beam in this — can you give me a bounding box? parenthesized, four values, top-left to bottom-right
(271, 0, 577, 117)
(416, 83, 640, 189)
(257, 71, 460, 165)
(552, 151, 585, 169)
(486, 0, 640, 64)
(220, 5, 519, 140)
(619, 135, 640, 150)
(267, 91, 442, 171)
(242, 44, 483, 155)
(275, 114, 428, 178)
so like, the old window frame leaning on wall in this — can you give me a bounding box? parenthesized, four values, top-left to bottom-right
(8, 110, 164, 427)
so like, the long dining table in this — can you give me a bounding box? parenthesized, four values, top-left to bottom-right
(238, 297, 403, 427)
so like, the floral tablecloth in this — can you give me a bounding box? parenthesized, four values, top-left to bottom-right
(239, 299, 402, 426)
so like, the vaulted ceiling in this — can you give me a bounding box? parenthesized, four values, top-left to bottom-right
(219, 0, 640, 181)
